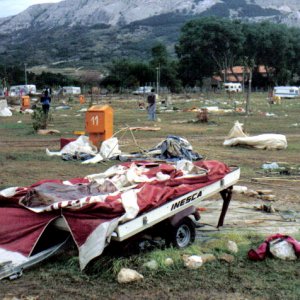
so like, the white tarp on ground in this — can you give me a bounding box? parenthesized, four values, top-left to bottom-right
(46, 135, 121, 163)
(46, 135, 98, 157)
(223, 121, 287, 150)
(0, 100, 12, 117)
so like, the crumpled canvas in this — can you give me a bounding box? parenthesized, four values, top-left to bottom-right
(248, 233, 300, 261)
(46, 136, 121, 164)
(151, 135, 203, 161)
(223, 121, 287, 150)
(46, 135, 98, 157)
(0, 100, 12, 117)
(0, 160, 231, 271)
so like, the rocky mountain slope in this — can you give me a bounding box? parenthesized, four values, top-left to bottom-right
(0, 0, 300, 68)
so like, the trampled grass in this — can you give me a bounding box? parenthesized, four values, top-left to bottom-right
(0, 91, 300, 299)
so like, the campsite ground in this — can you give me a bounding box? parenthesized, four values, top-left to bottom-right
(0, 91, 300, 299)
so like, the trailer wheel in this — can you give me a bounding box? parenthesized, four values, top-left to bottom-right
(167, 217, 196, 248)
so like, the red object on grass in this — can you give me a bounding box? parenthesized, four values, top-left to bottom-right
(60, 138, 76, 149)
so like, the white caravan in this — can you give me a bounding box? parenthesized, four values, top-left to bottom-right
(9, 84, 37, 96)
(224, 82, 242, 93)
(62, 86, 81, 95)
(273, 86, 299, 98)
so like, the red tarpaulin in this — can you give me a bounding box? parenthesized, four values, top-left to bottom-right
(0, 160, 230, 269)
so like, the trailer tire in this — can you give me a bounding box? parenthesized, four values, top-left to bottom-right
(166, 217, 196, 248)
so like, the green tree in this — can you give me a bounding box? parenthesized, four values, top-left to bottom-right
(176, 17, 245, 86)
(244, 22, 295, 86)
(150, 43, 181, 92)
(101, 59, 153, 92)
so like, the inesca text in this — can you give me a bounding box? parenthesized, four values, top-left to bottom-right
(170, 190, 202, 211)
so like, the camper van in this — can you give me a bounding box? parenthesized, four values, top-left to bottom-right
(62, 86, 81, 95)
(273, 86, 299, 98)
(9, 84, 37, 96)
(132, 86, 153, 95)
(224, 82, 242, 93)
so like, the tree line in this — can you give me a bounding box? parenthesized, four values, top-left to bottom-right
(0, 66, 80, 90)
(2, 17, 300, 92)
(102, 18, 300, 91)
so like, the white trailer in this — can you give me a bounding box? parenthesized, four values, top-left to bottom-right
(9, 84, 37, 96)
(0, 166, 240, 280)
(224, 82, 242, 93)
(62, 86, 81, 95)
(273, 86, 299, 98)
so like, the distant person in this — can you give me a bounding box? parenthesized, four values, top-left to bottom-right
(43, 86, 52, 96)
(40, 90, 51, 114)
(147, 88, 157, 121)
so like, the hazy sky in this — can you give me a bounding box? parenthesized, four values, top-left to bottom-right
(0, 0, 62, 18)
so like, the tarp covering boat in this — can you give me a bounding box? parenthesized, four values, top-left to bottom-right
(0, 160, 230, 270)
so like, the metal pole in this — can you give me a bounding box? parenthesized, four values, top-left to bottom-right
(158, 65, 160, 94)
(24, 63, 27, 85)
(156, 67, 159, 94)
(246, 68, 252, 116)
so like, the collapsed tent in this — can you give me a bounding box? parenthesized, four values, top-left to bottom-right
(46, 135, 203, 164)
(0, 160, 230, 271)
(223, 121, 287, 150)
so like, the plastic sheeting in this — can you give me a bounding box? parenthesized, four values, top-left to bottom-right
(46, 136, 121, 164)
(223, 121, 287, 150)
(0, 160, 230, 270)
(0, 100, 12, 117)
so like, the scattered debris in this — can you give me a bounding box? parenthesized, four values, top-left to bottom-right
(38, 129, 61, 135)
(258, 194, 276, 201)
(232, 185, 248, 194)
(262, 162, 279, 170)
(223, 121, 287, 150)
(0, 100, 12, 117)
(248, 234, 300, 261)
(261, 162, 300, 176)
(270, 240, 297, 260)
(55, 105, 70, 110)
(254, 204, 276, 213)
(265, 112, 277, 117)
(120, 127, 161, 131)
(22, 109, 34, 114)
(256, 189, 276, 201)
(196, 108, 208, 123)
(256, 189, 273, 195)
(46, 135, 98, 158)
(244, 189, 259, 197)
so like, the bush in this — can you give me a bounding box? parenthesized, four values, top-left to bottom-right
(31, 107, 52, 131)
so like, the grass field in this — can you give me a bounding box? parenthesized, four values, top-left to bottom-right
(0, 91, 300, 299)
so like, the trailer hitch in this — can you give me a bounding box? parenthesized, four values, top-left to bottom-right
(217, 186, 233, 228)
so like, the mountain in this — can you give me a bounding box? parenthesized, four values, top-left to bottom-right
(0, 0, 300, 69)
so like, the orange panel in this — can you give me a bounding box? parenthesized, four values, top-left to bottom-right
(85, 111, 105, 133)
(21, 96, 30, 109)
(85, 105, 113, 148)
(79, 95, 85, 104)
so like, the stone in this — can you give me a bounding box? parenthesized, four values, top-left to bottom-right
(183, 255, 203, 269)
(200, 254, 216, 263)
(227, 240, 238, 253)
(117, 268, 144, 283)
(143, 260, 158, 270)
(164, 257, 174, 266)
(219, 254, 235, 263)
